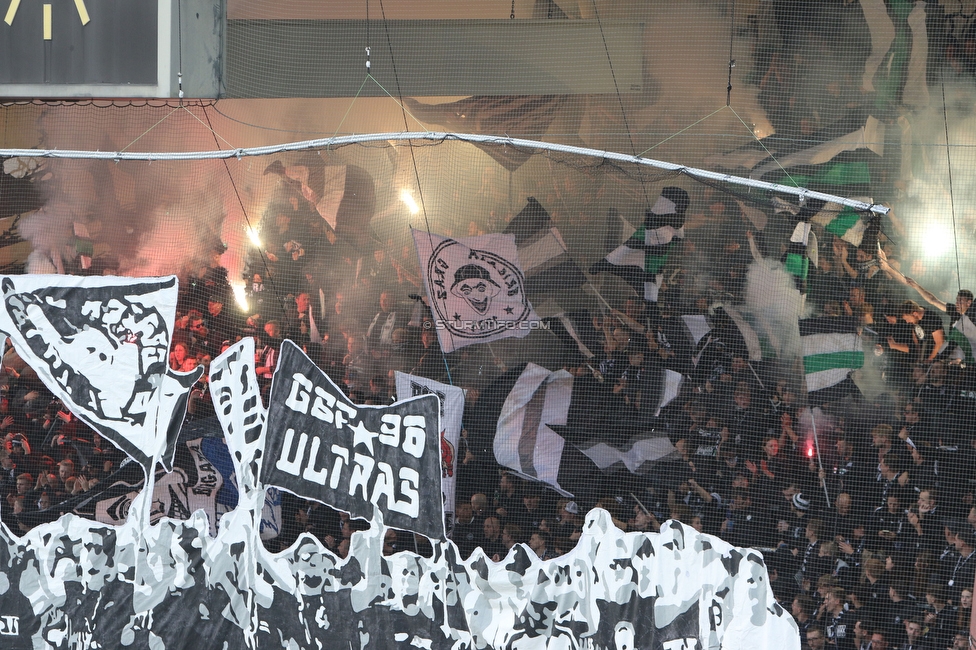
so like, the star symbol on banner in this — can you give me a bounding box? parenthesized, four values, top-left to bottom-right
(350, 420, 378, 454)
(453, 313, 461, 322)
(504, 306, 514, 314)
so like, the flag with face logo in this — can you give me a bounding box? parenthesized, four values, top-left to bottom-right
(412, 229, 539, 353)
(0, 275, 200, 472)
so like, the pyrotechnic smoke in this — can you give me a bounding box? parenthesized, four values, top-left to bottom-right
(796, 406, 839, 468)
(744, 257, 806, 362)
(19, 106, 274, 288)
(894, 80, 976, 298)
(4, 0, 933, 375)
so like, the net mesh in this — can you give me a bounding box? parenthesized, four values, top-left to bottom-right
(1, 2, 975, 644)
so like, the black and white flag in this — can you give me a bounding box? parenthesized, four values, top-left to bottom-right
(494, 363, 574, 492)
(86, 439, 223, 535)
(0, 275, 200, 472)
(261, 340, 444, 539)
(490, 364, 679, 493)
(208, 337, 267, 491)
(682, 304, 763, 366)
(503, 197, 587, 299)
(413, 230, 540, 353)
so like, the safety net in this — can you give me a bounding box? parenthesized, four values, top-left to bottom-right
(0, 1, 973, 649)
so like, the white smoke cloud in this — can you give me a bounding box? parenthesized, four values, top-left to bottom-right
(744, 258, 807, 362)
(894, 80, 976, 297)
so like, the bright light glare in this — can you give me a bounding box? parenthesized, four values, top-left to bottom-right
(246, 226, 262, 248)
(400, 189, 420, 215)
(231, 283, 249, 312)
(921, 222, 953, 258)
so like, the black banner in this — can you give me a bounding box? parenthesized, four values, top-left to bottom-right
(261, 340, 444, 539)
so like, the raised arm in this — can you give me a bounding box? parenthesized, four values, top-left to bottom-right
(833, 239, 858, 279)
(906, 277, 947, 313)
(878, 246, 947, 312)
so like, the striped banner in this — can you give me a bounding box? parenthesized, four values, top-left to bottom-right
(800, 316, 864, 396)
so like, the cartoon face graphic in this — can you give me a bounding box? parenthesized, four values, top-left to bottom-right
(421, 235, 533, 346)
(1, 280, 170, 425)
(450, 264, 500, 314)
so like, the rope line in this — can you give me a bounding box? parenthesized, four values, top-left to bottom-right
(590, 0, 650, 209)
(941, 79, 963, 291)
(118, 107, 180, 153)
(2, 131, 887, 215)
(377, 0, 453, 384)
(727, 105, 800, 189)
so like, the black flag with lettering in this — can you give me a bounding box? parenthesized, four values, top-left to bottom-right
(261, 340, 444, 539)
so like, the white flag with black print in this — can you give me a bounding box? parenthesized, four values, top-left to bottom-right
(0, 275, 201, 472)
(394, 372, 464, 522)
(208, 337, 267, 491)
(413, 229, 539, 353)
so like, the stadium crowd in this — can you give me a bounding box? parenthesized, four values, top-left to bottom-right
(0, 192, 974, 650)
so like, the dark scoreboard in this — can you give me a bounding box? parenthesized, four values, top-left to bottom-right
(0, 0, 220, 98)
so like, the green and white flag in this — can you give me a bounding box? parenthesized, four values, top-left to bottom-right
(948, 311, 976, 365)
(811, 202, 873, 247)
(589, 187, 688, 302)
(784, 220, 817, 285)
(800, 316, 864, 404)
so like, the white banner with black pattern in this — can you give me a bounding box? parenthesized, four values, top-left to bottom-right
(261, 340, 444, 539)
(0, 274, 200, 472)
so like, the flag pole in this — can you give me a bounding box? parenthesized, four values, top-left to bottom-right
(584, 282, 616, 315)
(630, 492, 651, 515)
(746, 361, 766, 392)
(808, 407, 831, 509)
(487, 343, 507, 372)
(799, 351, 831, 509)
(583, 282, 639, 331)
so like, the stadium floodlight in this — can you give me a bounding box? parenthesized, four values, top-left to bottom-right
(245, 226, 262, 248)
(400, 189, 420, 215)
